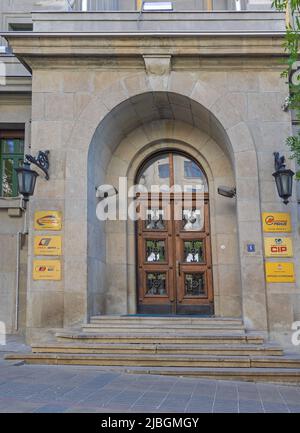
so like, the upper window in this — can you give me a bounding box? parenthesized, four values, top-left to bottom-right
(0, 132, 25, 198)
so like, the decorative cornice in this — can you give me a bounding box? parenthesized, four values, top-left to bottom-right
(2, 33, 287, 73)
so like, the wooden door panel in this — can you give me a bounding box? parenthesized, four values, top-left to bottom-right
(174, 199, 213, 313)
(136, 153, 213, 316)
(137, 198, 175, 312)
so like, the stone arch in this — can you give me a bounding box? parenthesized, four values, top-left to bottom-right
(64, 74, 267, 330)
(66, 72, 255, 156)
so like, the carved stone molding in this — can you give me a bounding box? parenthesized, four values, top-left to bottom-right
(4, 35, 286, 63)
(143, 55, 171, 76)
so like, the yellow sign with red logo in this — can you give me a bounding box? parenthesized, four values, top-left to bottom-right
(264, 237, 293, 258)
(34, 236, 62, 256)
(262, 212, 291, 233)
(265, 262, 295, 283)
(33, 260, 61, 281)
(34, 211, 62, 231)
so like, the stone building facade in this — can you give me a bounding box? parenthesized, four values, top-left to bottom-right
(0, 1, 299, 350)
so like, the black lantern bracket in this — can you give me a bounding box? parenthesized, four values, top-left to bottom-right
(274, 152, 286, 171)
(25, 151, 50, 180)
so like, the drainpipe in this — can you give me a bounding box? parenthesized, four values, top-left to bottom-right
(15, 231, 21, 332)
(15, 203, 28, 332)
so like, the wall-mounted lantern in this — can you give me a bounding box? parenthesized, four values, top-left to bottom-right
(15, 150, 50, 203)
(273, 152, 295, 205)
(15, 161, 39, 203)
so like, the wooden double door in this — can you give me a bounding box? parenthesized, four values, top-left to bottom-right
(136, 152, 214, 315)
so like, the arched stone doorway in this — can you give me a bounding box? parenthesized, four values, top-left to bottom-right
(104, 128, 238, 318)
(135, 150, 214, 315)
(79, 88, 267, 330)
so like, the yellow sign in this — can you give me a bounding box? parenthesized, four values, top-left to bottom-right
(34, 236, 62, 256)
(262, 212, 292, 233)
(34, 211, 62, 231)
(33, 260, 61, 281)
(264, 237, 293, 258)
(265, 262, 295, 283)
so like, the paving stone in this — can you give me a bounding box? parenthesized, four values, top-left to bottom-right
(108, 393, 143, 405)
(186, 408, 213, 413)
(0, 359, 299, 413)
(213, 399, 239, 412)
(33, 404, 69, 413)
(238, 402, 264, 413)
(65, 407, 100, 413)
(0, 399, 16, 411)
(55, 387, 98, 403)
(0, 382, 49, 398)
(213, 408, 238, 413)
(102, 401, 135, 410)
(186, 404, 213, 412)
(278, 388, 300, 404)
(238, 390, 261, 401)
(258, 388, 285, 403)
(262, 402, 290, 413)
(286, 405, 300, 413)
(80, 389, 123, 405)
(29, 385, 79, 402)
(2, 403, 45, 413)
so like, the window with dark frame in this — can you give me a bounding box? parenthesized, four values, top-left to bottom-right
(0, 131, 25, 198)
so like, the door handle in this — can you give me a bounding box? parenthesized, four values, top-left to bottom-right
(176, 261, 181, 277)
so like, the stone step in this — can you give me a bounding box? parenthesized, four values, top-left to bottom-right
(251, 356, 300, 369)
(89, 316, 244, 326)
(56, 332, 265, 345)
(96, 366, 300, 384)
(31, 342, 283, 356)
(5, 353, 300, 369)
(82, 324, 245, 333)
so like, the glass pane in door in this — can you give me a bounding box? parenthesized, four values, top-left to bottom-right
(145, 208, 166, 230)
(173, 154, 208, 192)
(184, 240, 204, 263)
(138, 154, 170, 191)
(146, 272, 167, 296)
(185, 273, 205, 296)
(146, 240, 166, 262)
(182, 209, 204, 231)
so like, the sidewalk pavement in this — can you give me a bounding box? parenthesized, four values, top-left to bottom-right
(0, 336, 300, 413)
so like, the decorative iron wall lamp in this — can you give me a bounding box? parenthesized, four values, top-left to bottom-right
(25, 151, 50, 180)
(15, 151, 50, 205)
(273, 152, 295, 205)
(15, 161, 39, 203)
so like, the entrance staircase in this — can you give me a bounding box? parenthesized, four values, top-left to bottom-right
(6, 316, 300, 384)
